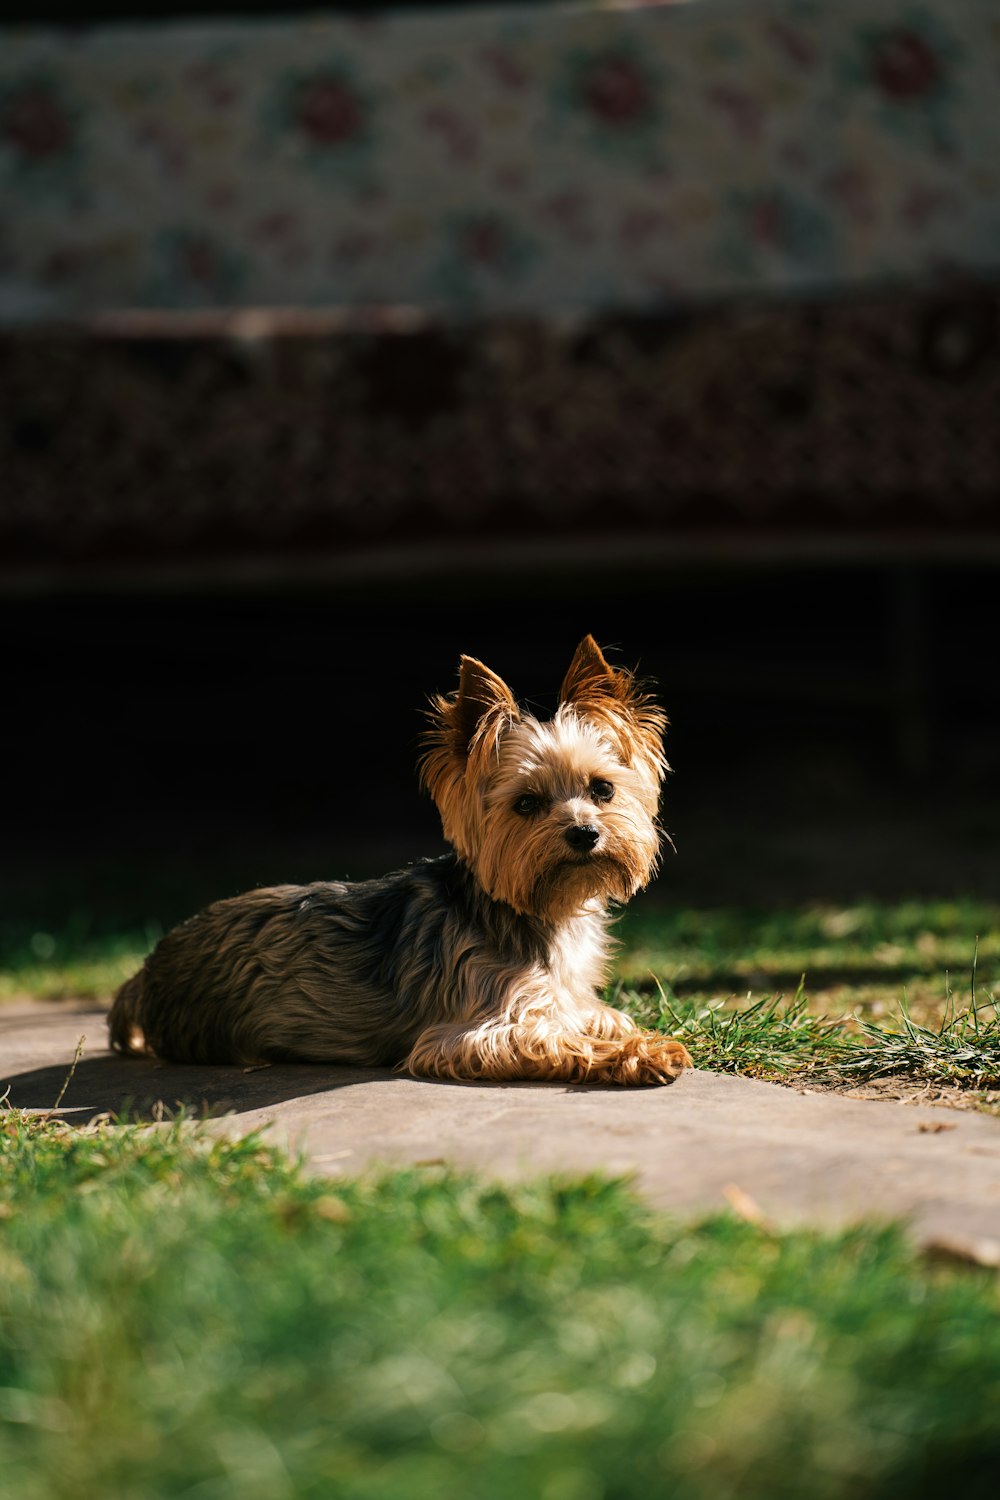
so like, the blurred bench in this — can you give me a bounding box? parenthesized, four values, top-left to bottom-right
(1, 1, 998, 578)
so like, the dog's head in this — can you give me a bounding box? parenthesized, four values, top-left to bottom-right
(420, 636, 668, 921)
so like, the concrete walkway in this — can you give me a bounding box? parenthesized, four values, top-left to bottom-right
(4, 1002, 1000, 1248)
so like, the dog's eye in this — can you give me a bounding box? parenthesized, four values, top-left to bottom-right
(590, 779, 615, 803)
(513, 794, 542, 816)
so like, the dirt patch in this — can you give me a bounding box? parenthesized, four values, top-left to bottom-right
(791, 1075, 1000, 1115)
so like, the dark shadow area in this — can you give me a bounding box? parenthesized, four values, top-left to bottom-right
(2, 559, 998, 946)
(3, 1052, 398, 1124)
(2, 1035, 650, 1123)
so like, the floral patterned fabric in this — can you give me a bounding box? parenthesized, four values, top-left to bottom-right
(1, 1, 999, 320)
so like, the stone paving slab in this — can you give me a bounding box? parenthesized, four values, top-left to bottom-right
(4, 1003, 1000, 1247)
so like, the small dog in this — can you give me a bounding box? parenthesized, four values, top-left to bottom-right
(109, 636, 691, 1085)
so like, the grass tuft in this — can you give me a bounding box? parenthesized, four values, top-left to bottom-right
(623, 978, 854, 1079)
(837, 990, 1000, 1091)
(621, 972, 1000, 1096)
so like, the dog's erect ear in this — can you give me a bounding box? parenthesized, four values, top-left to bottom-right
(559, 635, 623, 713)
(421, 654, 520, 791)
(449, 655, 520, 757)
(560, 635, 668, 787)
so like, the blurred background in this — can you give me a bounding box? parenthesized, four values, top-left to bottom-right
(2, 0, 999, 941)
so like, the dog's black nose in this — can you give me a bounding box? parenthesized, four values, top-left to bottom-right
(565, 824, 600, 852)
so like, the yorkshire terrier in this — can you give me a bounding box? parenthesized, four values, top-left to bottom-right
(109, 636, 692, 1085)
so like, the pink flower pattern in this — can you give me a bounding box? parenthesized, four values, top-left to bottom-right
(581, 54, 653, 128)
(872, 30, 945, 102)
(1, 80, 74, 163)
(294, 76, 365, 148)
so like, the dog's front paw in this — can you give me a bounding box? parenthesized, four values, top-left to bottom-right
(592, 1033, 692, 1085)
(639, 1034, 693, 1083)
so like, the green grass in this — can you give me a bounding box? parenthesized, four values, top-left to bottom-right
(624, 982, 856, 1079)
(616, 897, 1000, 1020)
(4, 893, 1000, 1491)
(614, 897, 1000, 1099)
(0, 903, 167, 1003)
(840, 992, 1000, 1091)
(2, 1116, 1000, 1500)
(620, 983, 1000, 1101)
